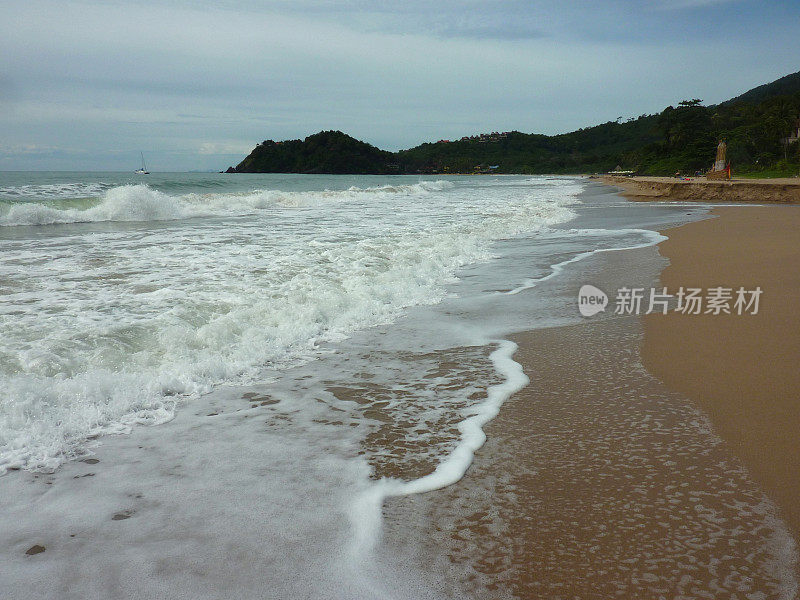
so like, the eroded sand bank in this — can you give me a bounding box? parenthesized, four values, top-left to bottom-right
(603, 175, 800, 203)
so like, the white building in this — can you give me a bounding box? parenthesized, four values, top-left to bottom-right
(784, 119, 800, 145)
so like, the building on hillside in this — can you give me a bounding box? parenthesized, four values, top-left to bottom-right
(782, 119, 800, 145)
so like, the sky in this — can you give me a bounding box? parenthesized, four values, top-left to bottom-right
(1, 0, 799, 171)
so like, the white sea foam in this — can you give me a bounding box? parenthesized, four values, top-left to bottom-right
(0, 176, 579, 472)
(503, 227, 667, 295)
(0, 181, 457, 226)
(0, 182, 114, 200)
(350, 339, 528, 559)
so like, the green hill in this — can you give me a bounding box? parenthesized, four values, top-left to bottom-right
(723, 71, 800, 106)
(229, 71, 800, 176)
(397, 117, 661, 175)
(232, 130, 397, 174)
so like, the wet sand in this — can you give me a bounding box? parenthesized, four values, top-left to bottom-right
(642, 206, 800, 539)
(383, 247, 796, 599)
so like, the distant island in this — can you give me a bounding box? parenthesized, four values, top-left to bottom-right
(227, 71, 800, 177)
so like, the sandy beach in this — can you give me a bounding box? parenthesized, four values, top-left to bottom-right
(642, 206, 800, 539)
(3, 178, 798, 599)
(5, 0, 800, 596)
(384, 230, 797, 598)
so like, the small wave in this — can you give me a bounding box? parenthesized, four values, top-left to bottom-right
(350, 180, 455, 194)
(0, 181, 456, 227)
(0, 182, 115, 200)
(350, 339, 528, 559)
(0, 186, 191, 226)
(503, 228, 667, 296)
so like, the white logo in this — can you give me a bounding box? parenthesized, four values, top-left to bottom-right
(578, 285, 608, 317)
(577, 285, 762, 317)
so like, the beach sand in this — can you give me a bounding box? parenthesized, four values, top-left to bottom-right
(5, 185, 798, 598)
(383, 245, 797, 599)
(642, 206, 800, 539)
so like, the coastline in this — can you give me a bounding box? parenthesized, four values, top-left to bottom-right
(384, 230, 797, 598)
(602, 175, 800, 203)
(4, 177, 798, 598)
(642, 205, 800, 539)
(385, 320, 796, 598)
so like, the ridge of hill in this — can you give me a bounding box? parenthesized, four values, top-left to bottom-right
(229, 71, 800, 176)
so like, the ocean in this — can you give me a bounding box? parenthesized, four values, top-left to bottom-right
(0, 172, 585, 472)
(0, 172, 794, 599)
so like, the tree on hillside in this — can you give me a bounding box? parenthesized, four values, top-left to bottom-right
(655, 100, 715, 171)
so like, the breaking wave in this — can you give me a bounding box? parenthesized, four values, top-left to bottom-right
(0, 177, 579, 471)
(0, 181, 456, 227)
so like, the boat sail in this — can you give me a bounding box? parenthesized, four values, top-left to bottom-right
(135, 152, 149, 174)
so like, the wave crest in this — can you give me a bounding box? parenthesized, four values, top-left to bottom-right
(0, 181, 457, 226)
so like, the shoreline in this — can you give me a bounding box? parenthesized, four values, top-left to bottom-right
(385, 227, 798, 597)
(4, 178, 798, 597)
(642, 205, 800, 539)
(386, 318, 796, 598)
(602, 175, 800, 203)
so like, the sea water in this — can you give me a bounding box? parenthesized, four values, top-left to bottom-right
(0, 173, 585, 471)
(0, 172, 794, 599)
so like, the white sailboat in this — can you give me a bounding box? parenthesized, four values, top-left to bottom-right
(135, 152, 150, 174)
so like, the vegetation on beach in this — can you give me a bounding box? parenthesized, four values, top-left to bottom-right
(229, 71, 800, 176)
(629, 84, 800, 176)
(736, 166, 800, 179)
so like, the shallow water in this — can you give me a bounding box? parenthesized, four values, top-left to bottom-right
(383, 250, 797, 600)
(2, 174, 788, 599)
(0, 173, 579, 471)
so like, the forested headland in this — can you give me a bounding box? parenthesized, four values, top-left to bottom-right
(228, 71, 800, 177)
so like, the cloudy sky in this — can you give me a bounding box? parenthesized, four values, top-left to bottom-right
(1, 0, 798, 171)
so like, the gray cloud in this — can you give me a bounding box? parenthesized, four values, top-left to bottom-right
(656, 0, 740, 9)
(0, 0, 798, 170)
